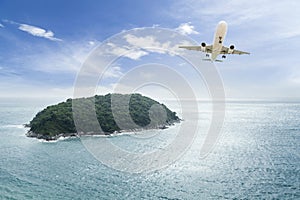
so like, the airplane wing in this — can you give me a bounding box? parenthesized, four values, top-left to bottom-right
(179, 45, 213, 53)
(179, 46, 201, 51)
(221, 46, 250, 55)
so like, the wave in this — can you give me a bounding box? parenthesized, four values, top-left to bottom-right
(37, 135, 76, 143)
(1, 124, 25, 129)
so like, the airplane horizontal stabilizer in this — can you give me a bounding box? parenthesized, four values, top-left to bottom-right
(215, 59, 223, 62)
(202, 58, 223, 62)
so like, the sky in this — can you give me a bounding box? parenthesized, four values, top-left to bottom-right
(1, 0, 300, 101)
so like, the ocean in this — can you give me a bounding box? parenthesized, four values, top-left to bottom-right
(0, 98, 299, 199)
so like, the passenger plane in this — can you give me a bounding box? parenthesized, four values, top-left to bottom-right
(179, 21, 250, 62)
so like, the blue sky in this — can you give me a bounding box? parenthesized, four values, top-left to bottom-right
(1, 0, 300, 100)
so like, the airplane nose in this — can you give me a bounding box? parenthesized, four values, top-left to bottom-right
(219, 20, 227, 26)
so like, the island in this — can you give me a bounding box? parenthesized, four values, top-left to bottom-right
(26, 93, 180, 140)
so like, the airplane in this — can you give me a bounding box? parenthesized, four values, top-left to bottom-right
(179, 21, 250, 62)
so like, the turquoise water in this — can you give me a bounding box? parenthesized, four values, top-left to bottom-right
(0, 99, 299, 199)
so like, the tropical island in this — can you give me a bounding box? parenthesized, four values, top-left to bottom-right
(26, 93, 180, 141)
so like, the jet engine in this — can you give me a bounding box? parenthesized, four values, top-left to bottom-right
(228, 45, 235, 54)
(201, 42, 206, 52)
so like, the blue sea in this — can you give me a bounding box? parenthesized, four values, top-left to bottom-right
(0, 98, 299, 199)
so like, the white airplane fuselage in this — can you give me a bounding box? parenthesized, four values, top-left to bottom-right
(211, 21, 227, 61)
(178, 21, 249, 61)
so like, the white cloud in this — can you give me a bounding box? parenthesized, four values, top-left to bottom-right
(170, 0, 268, 23)
(151, 24, 160, 28)
(171, 0, 300, 41)
(106, 42, 149, 60)
(289, 76, 300, 85)
(88, 40, 97, 46)
(102, 66, 124, 78)
(105, 31, 195, 61)
(287, 69, 300, 85)
(0, 23, 4, 28)
(175, 22, 199, 35)
(126, 50, 149, 60)
(18, 23, 62, 41)
(123, 34, 186, 55)
(14, 39, 97, 74)
(124, 34, 162, 49)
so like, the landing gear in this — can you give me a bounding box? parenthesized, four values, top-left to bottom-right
(222, 55, 226, 59)
(219, 36, 222, 44)
(206, 54, 209, 57)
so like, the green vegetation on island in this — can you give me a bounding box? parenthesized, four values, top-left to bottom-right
(27, 93, 180, 140)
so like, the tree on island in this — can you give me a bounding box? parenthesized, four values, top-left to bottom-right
(27, 93, 180, 140)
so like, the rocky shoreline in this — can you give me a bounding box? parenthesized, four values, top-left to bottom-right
(26, 131, 78, 141)
(26, 120, 180, 141)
